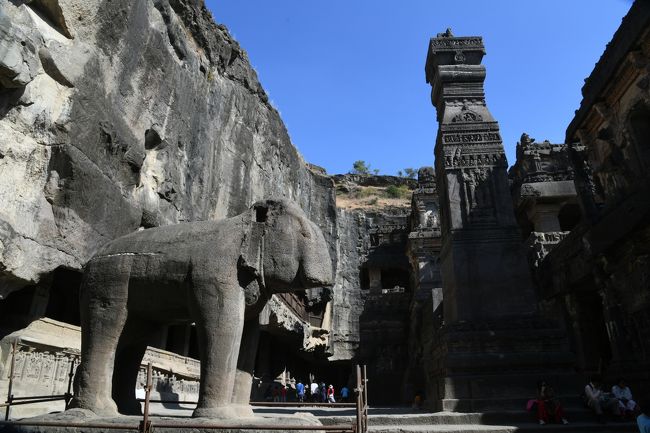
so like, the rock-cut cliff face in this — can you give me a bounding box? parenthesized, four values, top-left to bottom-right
(0, 0, 337, 297)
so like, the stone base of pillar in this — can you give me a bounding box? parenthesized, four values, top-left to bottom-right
(428, 316, 580, 412)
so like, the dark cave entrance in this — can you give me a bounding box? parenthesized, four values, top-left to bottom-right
(45, 267, 82, 326)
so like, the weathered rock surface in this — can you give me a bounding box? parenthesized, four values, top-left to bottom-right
(328, 174, 413, 366)
(329, 209, 367, 361)
(0, 0, 415, 379)
(332, 174, 417, 189)
(0, 0, 336, 298)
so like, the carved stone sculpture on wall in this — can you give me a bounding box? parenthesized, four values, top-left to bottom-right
(70, 198, 333, 419)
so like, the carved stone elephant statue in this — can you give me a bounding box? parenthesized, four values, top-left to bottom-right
(70, 198, 333, 418)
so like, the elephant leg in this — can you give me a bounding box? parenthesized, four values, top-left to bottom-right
(70, 260, 130, 416)
(231, 319, 260, 417)
(191, 284, 245, 418)
(112, 318, 157, 415)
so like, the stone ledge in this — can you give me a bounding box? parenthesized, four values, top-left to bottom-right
(0, 409, 325, 433)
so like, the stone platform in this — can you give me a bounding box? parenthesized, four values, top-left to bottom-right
(316, 408, 638, 433)
(1, 405, 640, 433)
(0, 409, 327, 433)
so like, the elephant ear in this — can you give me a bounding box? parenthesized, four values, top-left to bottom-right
(238, 206, 266, 306)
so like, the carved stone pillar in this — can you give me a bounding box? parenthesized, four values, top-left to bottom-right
(423, 31, 576, 412)
(425, 33, 536, 323)
(528, 204, 562, 232)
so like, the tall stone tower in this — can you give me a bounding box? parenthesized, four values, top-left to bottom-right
(424, 30, 575, 411)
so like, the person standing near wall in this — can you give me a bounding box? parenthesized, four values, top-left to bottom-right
(340, 385, 350, 403)
(281, 385, 287, 402)
(327, 384, 336, 403)
(321, 382, 327, 403)
(296, 380, 305, 402)
(311, 380, 320, 402)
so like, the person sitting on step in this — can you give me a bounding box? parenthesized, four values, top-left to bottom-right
(612, 378, 638, 419)
(536, 381, 568, 425)
(585, 375, 619, 423)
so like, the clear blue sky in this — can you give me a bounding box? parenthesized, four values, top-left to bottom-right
(206, 1, 632, 175)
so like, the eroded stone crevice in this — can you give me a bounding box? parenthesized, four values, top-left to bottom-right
(136, 126, 184, 227)
(21, 0, 73, 39)
(0, 11, 40, 90)
(153, 0, 188, 62)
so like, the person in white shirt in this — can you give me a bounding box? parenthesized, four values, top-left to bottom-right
(612, 378, 638, 415)
(310, 381, 320, 402)
(584, 376, 619, 422)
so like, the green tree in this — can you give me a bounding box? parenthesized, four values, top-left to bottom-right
(386, 185, 410, 199)
(397, 170, 403, 177)
(372, 168, 380, 175)
(352, 160, 371, 175)
(404, 168, 417, 179)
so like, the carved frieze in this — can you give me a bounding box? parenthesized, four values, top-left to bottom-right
(509, 133, 578, 191)
(2, 342, 202, 405)
(429, 37, 483, 50)
(526, 231, 570, 269)
(451, 110, 481, 123)
(5, 346, 78, 395)
(451, 103, 483, 123)
(442, 148, 506, 169)
(459, 167, 497, 224)
(442, 131, 501, 145)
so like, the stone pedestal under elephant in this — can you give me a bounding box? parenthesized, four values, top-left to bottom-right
(69, 198, 333, 418)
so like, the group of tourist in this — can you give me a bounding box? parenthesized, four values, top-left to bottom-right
(266, 380, 350, 404)
(297, 380, 350, 403)
(529, 376, 648, 427)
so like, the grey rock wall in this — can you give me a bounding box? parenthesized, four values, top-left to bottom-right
(329, 209, 368, 361)
(0, 0, 336, 298)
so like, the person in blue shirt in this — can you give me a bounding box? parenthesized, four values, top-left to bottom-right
(340, 385, 350, 403)
(296, 380, 305, 402)
(638, 400, 650, 433)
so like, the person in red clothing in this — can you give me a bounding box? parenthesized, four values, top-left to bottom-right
(537, 381, 568, 425)
(327, 384, 336, 403)
(272, 385, 280, 402)
(281, 385, 288, 402)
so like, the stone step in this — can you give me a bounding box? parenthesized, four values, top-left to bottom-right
(319, 409, 607, 426)
(367, 423, 637, 433)
(369, 425, 514, 433)
(440, 395, 587, 413)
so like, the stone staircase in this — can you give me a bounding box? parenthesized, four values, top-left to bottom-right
(317, 408, 639, 433)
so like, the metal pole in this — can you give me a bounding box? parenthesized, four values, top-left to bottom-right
(0, 397, 67, 407)
(362, 364, 368, 433)
(139, 362, 152, 433)
(355, 365, 362, 433)
(64, 356, 76, 409)
(12, 394, 67, 401)
(4, 340, 17, 421)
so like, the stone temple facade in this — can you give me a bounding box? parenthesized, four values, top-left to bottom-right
(519, 0, 650, 398)
(1, 0, 649, 418)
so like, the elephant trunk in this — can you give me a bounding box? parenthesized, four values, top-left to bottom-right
(299, 222, 334, 288)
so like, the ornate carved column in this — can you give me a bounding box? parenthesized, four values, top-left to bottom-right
(425, 31, 536, 323)
(423, 30, 576, 412)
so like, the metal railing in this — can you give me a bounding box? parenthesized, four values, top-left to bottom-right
(1, 338, 369, 433)
(355, 365, 368, 433)
(2, 340, 77, 420)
